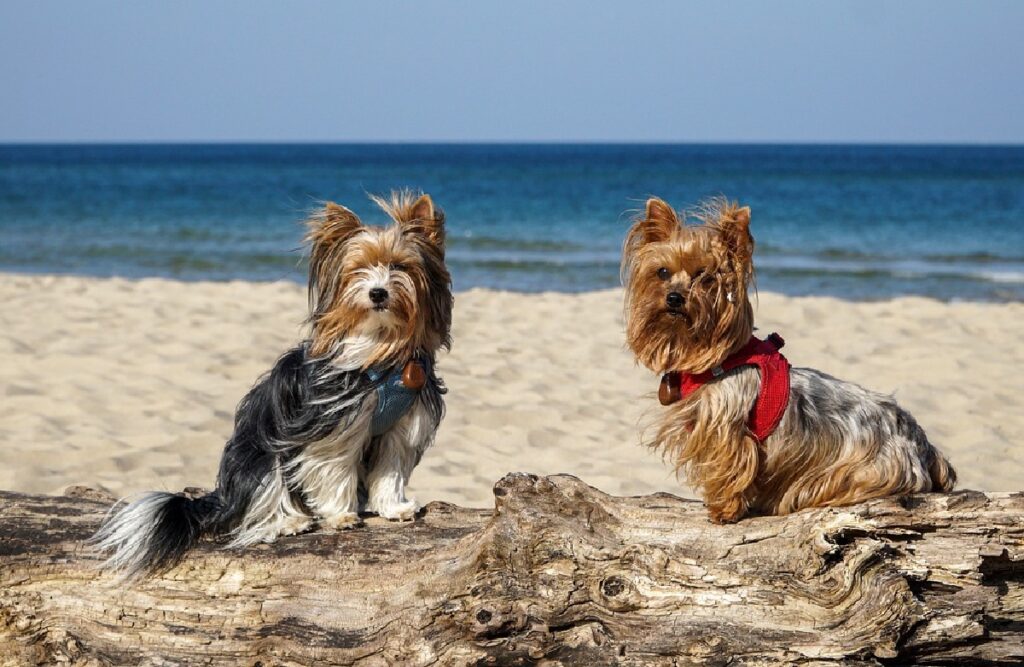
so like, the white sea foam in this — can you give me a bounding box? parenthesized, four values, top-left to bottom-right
(977, 270, 1024, 284)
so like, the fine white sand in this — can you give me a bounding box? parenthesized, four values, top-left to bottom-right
(1, 273, 1021, 507)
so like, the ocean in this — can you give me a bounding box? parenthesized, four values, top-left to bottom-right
(1, 143, 1022, 301)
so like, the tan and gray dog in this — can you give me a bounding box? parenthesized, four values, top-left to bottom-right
(622, 196, 956, 523)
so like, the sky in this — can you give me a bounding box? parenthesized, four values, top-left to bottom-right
(1, 1, 1022, 143)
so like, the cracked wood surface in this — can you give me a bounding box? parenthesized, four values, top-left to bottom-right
(0, 474, 1022, 666)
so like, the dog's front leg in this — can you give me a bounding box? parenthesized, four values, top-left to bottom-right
(703, 432, 760, 524)
(364, 402, 432, 521)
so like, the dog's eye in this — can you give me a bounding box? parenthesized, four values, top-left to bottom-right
(691, 268, 706, 281)
(389, 262, 407, 272)
(656, 267, 671, 281)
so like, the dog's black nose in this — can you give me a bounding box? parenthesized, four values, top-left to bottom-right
(369, 288, 389, 304)
(666, 291, 684, 309)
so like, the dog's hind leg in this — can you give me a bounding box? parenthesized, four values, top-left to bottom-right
(364, 402, 433, 521)
(228, 466, 311, 547)
(928, 447, 957, 492)
(291, 431, 368, 531)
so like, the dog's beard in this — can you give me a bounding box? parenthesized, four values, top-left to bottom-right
(628, 290, 748, 374)
(313, 263, 424, 369)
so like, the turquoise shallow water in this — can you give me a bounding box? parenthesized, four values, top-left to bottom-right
(1, 143, 1022, 301)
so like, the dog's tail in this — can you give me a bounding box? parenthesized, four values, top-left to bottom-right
(929, 448, 958, 493)
(90, 490, 226, 579)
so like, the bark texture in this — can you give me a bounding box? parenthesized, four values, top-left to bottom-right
(0, 474, 1021, 666)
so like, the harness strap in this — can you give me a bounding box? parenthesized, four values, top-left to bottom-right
(659, 333, 791, 442)
(366, 357, 429, 436)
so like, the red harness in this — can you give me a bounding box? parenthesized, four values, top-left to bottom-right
(659, 333, 791, 443)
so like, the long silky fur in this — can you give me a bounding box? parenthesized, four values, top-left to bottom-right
(623, 196, 956, 523)
(92, 191, 451, 578)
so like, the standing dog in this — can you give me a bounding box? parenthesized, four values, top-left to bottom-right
(622, 196, 955, 523)
(93, 191, 452, 577)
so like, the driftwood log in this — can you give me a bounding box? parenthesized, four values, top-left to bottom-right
(0, 473, 1022, 666)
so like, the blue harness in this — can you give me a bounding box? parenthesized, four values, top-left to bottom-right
(366, 359, 429, 436)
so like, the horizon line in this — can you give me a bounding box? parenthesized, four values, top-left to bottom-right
(2, 139, 1023, 148)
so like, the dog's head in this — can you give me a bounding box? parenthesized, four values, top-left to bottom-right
(305, 191, 452, 367)
(622, 197, 754, 374)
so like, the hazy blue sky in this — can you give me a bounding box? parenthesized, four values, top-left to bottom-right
(1, 1, 1021, 143)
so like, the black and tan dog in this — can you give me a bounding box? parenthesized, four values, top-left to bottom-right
(93, 191, 452, 577)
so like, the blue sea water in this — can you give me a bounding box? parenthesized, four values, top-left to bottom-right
(1, 143, 1023, 301)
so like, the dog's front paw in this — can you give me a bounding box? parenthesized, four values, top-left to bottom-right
(374, 499, 419, 522)
(280, 515, 314, 536)
(707, 497, 748, 524)
(321, 512, 362, 531)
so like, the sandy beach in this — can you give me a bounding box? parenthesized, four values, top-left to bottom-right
(0, 272, 1021, 506)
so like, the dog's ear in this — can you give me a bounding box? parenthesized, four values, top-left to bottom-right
(404, 193, 445, 248)
(308, 202, 363, 246)
(305, 203, 364, 330)
(639, 197, 680, 243)
(306, 203, 363, 299)
(717, 204, 753, 265)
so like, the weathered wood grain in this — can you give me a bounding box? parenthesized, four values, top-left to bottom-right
(1, 474, 1021, 666)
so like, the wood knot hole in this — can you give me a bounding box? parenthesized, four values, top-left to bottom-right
(602, 576, 627, 597)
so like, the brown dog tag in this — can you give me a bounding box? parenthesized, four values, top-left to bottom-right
(402, 360, 426, 390)
(659, 372, 681, 406)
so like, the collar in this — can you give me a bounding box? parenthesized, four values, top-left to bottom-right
(659, 333, 790, 442)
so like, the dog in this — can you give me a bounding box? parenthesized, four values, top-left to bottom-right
(622, 196, 956, 523)
(92, 191, 453, 577)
